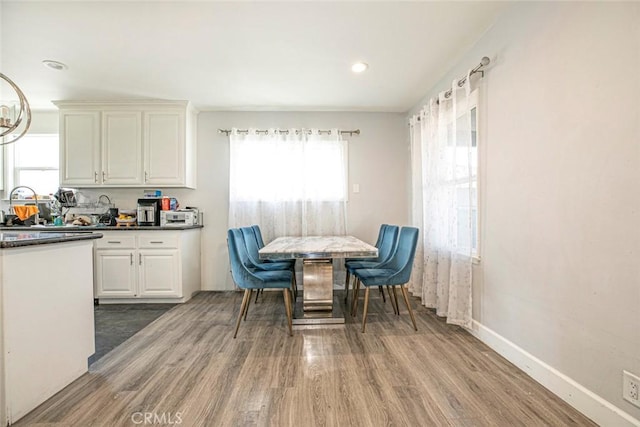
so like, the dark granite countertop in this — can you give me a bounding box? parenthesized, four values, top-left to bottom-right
(0, 225, 203, 232)
(0, 231, 103, 248)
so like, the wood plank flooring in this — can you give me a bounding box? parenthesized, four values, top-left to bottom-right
(15, 291, 597, 426)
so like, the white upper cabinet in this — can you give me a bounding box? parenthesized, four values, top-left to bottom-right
(144, 111, 184, 186)
(59, 111, 101, 185)
(102, 111, 143, 185)
(55, 101, 197, 188)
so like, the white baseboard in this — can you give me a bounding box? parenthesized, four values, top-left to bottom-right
(471, 320, 640, 427)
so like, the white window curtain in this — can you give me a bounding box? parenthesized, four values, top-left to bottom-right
(408, 72, 476, 329)
(228, 128, 348, 240)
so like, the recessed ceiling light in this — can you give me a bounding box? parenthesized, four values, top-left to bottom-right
(42, 60, 68, 71)
(351, 62, 368, 73)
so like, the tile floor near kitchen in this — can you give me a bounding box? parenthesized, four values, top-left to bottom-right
(89, 303, 176, 365)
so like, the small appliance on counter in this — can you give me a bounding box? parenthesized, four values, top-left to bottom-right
(99, 208, 119, 226)
(160, 208, 199, 227)
(137, 198, 161, 226)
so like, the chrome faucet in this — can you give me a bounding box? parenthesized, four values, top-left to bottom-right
(9, 186, 39, 225)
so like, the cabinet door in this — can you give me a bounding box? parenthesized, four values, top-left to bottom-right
(143, 111, 185, 186)
(138, 249, 181, 297)
(102, 111, 143, 185)
(95, 249, 137, 297)
(60, 111, 101, 186)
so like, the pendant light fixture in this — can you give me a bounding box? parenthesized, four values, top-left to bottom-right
(0, 72, 31, 146)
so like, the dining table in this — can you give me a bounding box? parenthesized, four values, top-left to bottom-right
(259, 235, 377, 324)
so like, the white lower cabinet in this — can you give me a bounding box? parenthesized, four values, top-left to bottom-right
(138, 249, 180, 296)
(95, 249, 137, 297)
(94, 229, 200, 303)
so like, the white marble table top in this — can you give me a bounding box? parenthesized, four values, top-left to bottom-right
(259, 235, 378, 260)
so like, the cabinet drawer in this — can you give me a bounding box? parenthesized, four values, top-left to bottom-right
(95, 235, 136, 249)
(138, 234, 178, 248)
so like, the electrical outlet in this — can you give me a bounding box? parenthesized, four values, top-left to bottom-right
(623, 370, 640, 408)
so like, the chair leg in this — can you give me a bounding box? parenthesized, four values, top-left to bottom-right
(291, 273, 298, 300)
(291, 284, 297, 319)
(351, 278, 361, 317)
(386, 286, 397, 314)
(391, 286, 400, 316)
(379, 285, 386, 303)
(244, 289, 253, 321)
(283, 288, 293, 336)
(361, 287, 371, 333)
(344, 270, 350, 303)
(234, 289, 251, 339)
(400, 285, 418, 331)
(350, 277, 356, 316)
(292, 270, 298, 300)
(254, 288, 261, 304)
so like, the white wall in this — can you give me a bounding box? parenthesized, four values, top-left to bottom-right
(26, 110, 58, 134)
(409, 2, 640, 424)
(195, 111, 409, 290)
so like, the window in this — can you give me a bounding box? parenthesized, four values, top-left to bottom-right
(230, 134, 347, 202)
(11, 134, 59, 196)
(443, 90, 479, 258)
(228, 129, 349, 237)
(455, 103, 479, 257)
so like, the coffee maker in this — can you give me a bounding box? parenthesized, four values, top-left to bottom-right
(137, 198, 161, 226)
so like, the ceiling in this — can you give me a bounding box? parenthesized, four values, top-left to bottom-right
(0, 1, 508, 112)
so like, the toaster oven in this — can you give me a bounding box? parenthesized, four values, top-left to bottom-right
(160, 210, 199, 227)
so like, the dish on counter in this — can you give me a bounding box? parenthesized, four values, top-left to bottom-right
(71, 215, 93, 226)
(115, 217, 136, 224)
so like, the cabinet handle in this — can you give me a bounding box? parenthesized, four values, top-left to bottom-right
(139, 253, 142, 265)
(144, 171, 148, 182)
(130, 253, 133, 265)
(107, 241, 121, 244)
(102, 171, 106, 182)
(149, 241, 163, 244)
(94, 171, 98, 183)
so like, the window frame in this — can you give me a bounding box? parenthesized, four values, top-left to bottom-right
(5, 133, 60, 197)
(441, 89, 481, 261)
(468, 90, 481, 262)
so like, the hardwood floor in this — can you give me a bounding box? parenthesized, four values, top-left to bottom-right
(16, 291, 596, 426)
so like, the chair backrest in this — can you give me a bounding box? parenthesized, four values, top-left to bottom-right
(375, 225, 399, 264)
(373, 224, 388, 249)
(227, 228, 262, 289)
(385, 227, 419, 285)
(240, 226, 263, 266)
(251, 225, 266, 248)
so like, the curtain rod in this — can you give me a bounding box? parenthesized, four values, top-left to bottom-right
(412, 56, 490, 123)
(442, 56, 490, 100)
(217, 128, 360, 136)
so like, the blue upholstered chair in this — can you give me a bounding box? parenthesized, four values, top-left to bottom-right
(344, 224, 387, 302)
(251, 224, 267, 248)
(344, 225, 399, 306)
(227, 229, 294, 338)
(251, 225, 295, 266)
(240, 227, 292, 271)
(351, 226, 419, 333)
(345, 224, 388, 266)
(240, 226, 298, 300)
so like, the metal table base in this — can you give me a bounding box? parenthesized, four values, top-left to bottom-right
(292, 294, 346, 326)
(291, 258, 346, 325)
